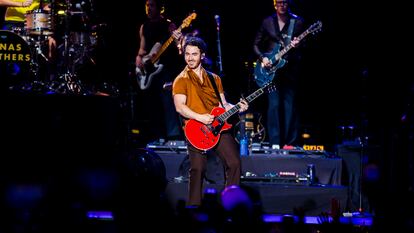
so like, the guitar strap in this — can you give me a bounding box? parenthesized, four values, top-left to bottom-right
(273, 15, 296, 46)
(286, 18, 296, 45)
(207, 71, 225, 108)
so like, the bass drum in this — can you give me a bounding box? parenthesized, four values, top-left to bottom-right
(0, 30, 33, 90)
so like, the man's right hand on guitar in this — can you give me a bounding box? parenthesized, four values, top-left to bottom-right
(261, 57, 272, 68)
(197, 114, 214, 125)
(172, 30, 183, 41)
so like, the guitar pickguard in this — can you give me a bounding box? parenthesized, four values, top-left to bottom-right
(254, 44, 287, 88)
(136, 63, 164, 90)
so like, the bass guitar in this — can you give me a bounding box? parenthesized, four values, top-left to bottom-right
(254, 21, 322, 87)
(136, 13, 197, 90)
(184, 82, 274, 151)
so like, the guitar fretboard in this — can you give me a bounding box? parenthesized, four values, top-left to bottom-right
(151, 13, 197, 63)
(217, 85, 267, 122)
(275, 30, 310, 61)
(151, 26, 182, 63)
(275, 21, 321, 61)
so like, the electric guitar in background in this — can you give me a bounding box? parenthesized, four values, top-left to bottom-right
(136, 13, 197, 90)
(254, 21, 322, 88)
(184, 82, 275, 151)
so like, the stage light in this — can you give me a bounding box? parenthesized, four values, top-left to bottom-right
(221, 185, 252, 212)
(302, 132, 311, 139)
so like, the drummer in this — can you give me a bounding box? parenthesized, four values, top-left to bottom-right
(0, 0, 56, 59)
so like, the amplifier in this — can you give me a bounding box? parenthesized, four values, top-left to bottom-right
(241, 175, 309, 185)
(146, 140, 187, 152)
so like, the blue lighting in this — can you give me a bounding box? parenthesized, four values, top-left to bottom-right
(262, 214, 283, 223)
(262, 214, 373, 227)
(304, 216, 322, 224)
(350, 216, 374, 226)
(6, 184, 44, 208)
(205, 188, 217, 194)
(86, 211, 114, 220)
(195, 212, 209, 222)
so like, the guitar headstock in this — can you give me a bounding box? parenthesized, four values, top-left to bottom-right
(181, 13, 197, 29)
(308, 21, 322, 35)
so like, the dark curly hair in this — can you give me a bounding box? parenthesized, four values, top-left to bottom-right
(183, 36, 207, 54)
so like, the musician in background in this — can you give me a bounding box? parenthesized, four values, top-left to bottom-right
(1, 0, 35, 30)
(135, 0, 183, 141)
(0, 0, 56, 58)
(173, 36, 248, 206)
(253, 0, 304, 149)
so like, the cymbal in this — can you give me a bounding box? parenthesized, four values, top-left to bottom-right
(54, 10, 86, 17)
(69, 11, 87, 15)
(55, 2, 66, 7)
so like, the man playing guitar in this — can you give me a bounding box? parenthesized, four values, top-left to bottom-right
(135, 0, 184, 141)
(172, 36, 248, 206)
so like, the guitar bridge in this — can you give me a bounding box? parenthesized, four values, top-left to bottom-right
(211, 122, 224, 136)
(201, 125, 212, 135)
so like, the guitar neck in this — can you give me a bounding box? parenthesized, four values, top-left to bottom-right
(275, 30, 309, 60)
(217, 87, 266, 122)
(150, 23, 187, 64)
(149, 13, 197, 64)
(151, 36, 175, 63)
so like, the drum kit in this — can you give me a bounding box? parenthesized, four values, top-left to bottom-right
(1, 0, 101, 95)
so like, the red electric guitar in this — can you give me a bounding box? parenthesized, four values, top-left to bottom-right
(184, 82, 273, 151)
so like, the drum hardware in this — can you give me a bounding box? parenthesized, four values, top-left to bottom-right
(50, 0, 89, 95)
(51, 34, 86, 95)
(33, 40, 49, 62)
(23, 35, 55, 93)
(56, 72, 85, 95)
(44, 0, 102, 95)
(11, 26, 25, 35)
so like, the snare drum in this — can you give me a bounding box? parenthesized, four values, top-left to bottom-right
(25, 9, 53, 36)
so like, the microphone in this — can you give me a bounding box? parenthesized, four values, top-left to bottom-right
(214, 15, 220, 30)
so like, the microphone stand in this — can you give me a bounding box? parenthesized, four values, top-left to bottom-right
(358, 133, 367, 213)
(357, 68, 370, 214)
(215, 15, 223, 76)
